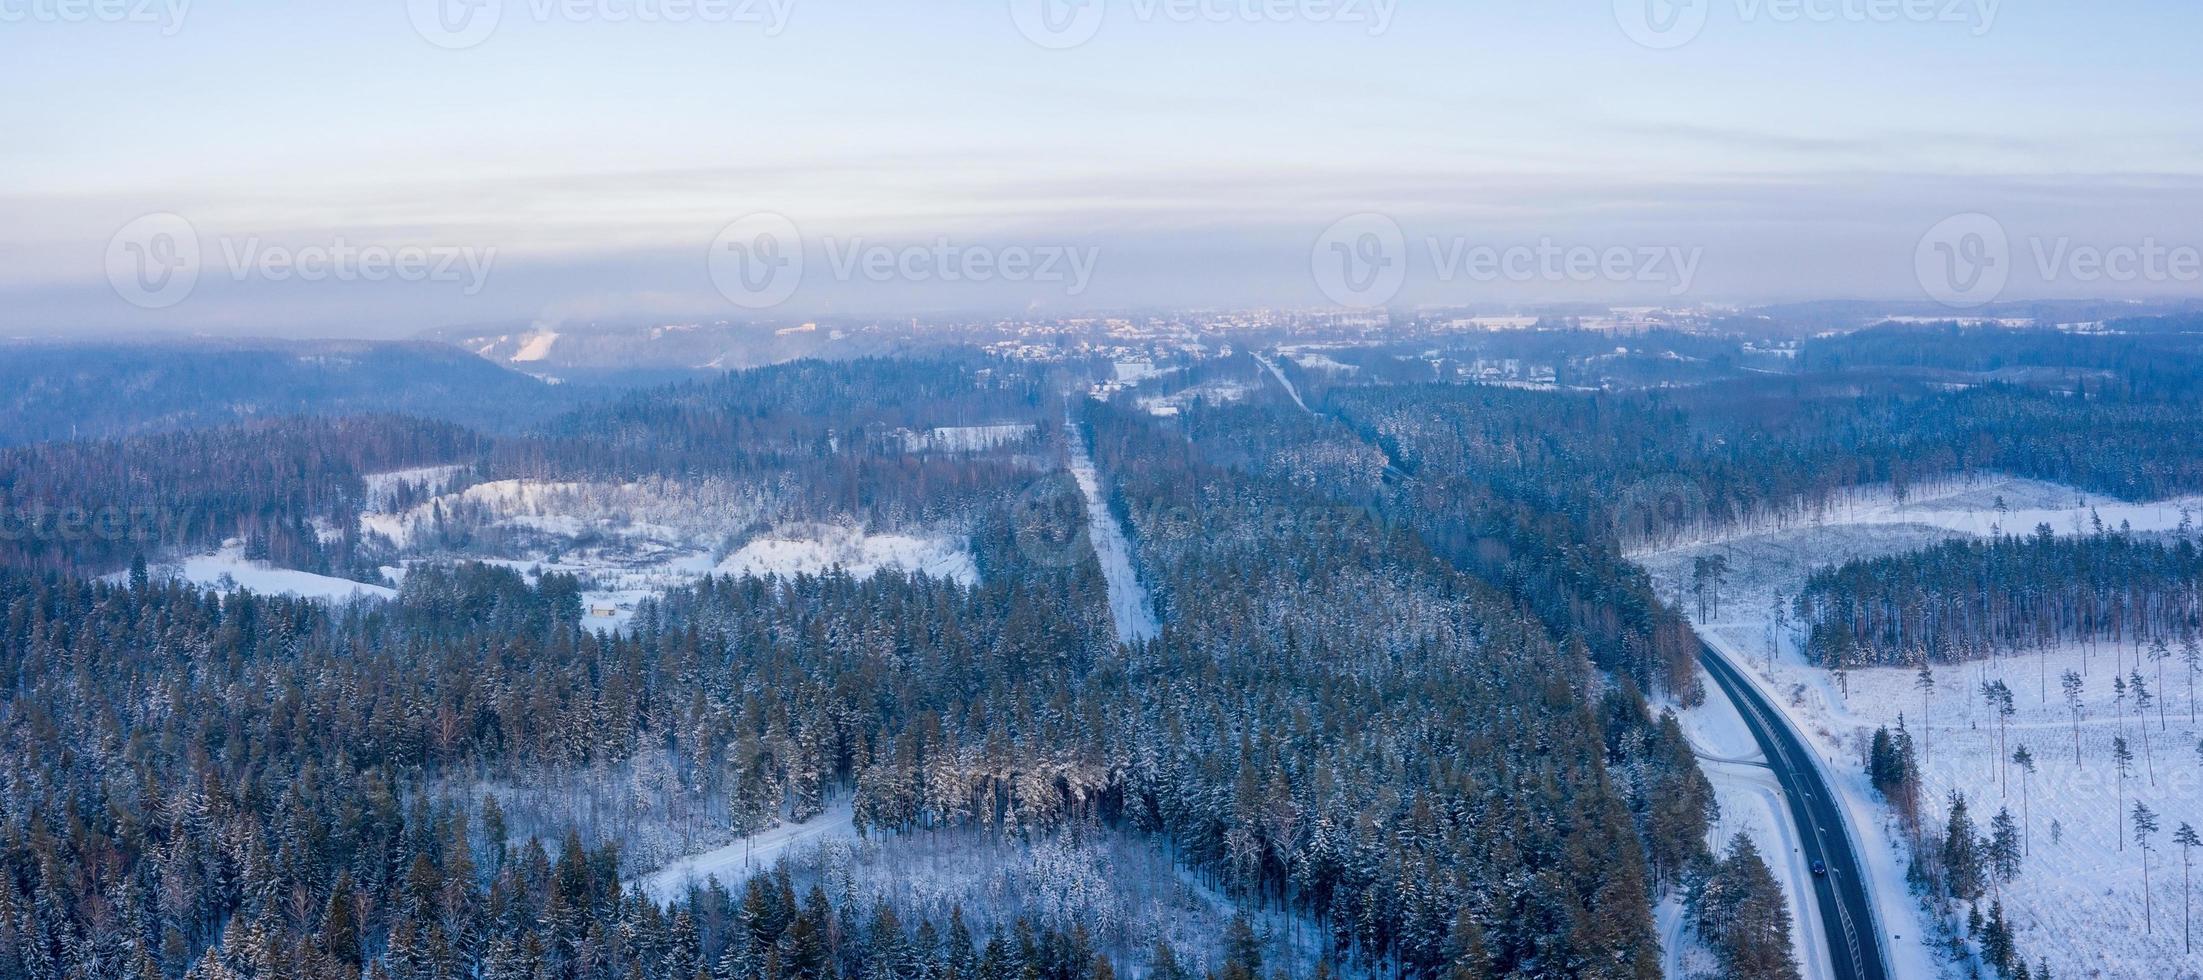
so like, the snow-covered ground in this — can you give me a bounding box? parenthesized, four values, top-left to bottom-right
(718, 524, 977, 586)
(159, 542, 396, 602)
(1665, 684, 1831, 979)
(1638, 474, 2203, 979)
(358, 471, 973, 631)
(1254, 353, 1314, 415)
(1066, 416, 1160, 644)
(509, 330, 560, 362)
(361, 464, 469, 510)
(636, 799, 859, 901)
(1279, 347, 1360, 375)
(1136, 380, 1251, 418)
(900, 423, 1037, 454)
(1113, 361, 1169, 384)
(1736, 638, 2203, 980)
(1628, 473, 2201, 559)
(642, 812, 1319, 977)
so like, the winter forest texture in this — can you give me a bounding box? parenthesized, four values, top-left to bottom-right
(9, 324, 2203, 980)
(0, 353, 1733, 980)
(1796, 526, 2202, 669)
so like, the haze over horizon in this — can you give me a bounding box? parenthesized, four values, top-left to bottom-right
(6, 0, 2203, 337)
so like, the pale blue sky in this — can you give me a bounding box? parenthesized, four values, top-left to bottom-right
(4, 0, 2201, 334)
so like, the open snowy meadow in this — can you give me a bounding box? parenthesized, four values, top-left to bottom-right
(1640, 475, 2203, 978)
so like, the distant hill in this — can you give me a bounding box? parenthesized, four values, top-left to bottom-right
(0, 338, 590, 445)
(421, 318, 934, 384)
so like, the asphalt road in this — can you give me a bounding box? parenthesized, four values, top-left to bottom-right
(1698, 641, 1891, 980)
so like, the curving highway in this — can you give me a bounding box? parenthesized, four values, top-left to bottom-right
(1698, 641, 1890, 980)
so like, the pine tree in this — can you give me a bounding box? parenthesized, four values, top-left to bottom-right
(320, 873, 362, 967)
(1689, 835, 1801, 980)
(2182, 634, 2202, 726)
(2061, 671, 2085, 767)
(1442, 908, 1490, 980)
(2134, 802, 2161, 934)
(2010, 744, 2035, 856)
(2111, 737, 2135, 851)
(1911, 659, 1938, 762)
(1942, 794, 1985, 902)
(1987, 808, 2022, 895)
(1221, 915, 1262, 980)
(2174, 823, 2200, 955)
(1147, 940, 1189, 980)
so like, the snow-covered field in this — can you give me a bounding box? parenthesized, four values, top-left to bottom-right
(361, 464, 469, 510)
(159, 541, 396, 602)
(639, 811, 1319, 977)
(718, 524, 977, 586)
(1280, 347, 1360, 375)
(1638, 474, 2203, 979)
(358, 470, 974, 629)
(1627, 473, 2201, 559)
(1137, 380, 1251, 418)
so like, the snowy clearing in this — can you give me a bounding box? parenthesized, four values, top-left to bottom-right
(361, 464, 469, 511)
(1066, 417, 1159, 645)
(1639, 474, 2203, 979)
(1254, 353, 1314, 415)
(1629, 473, 2202, 560)
(636, 800, 859, 901)
(900, 423, 1037, 454)
(1137, 380, 1251, 418)
(363, 476, 974, 630)
(510, 330, 560, 362)
(163, 542, 396, 602)
(1280, 348, 1360, 375)
(717, 524, 978, 586)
